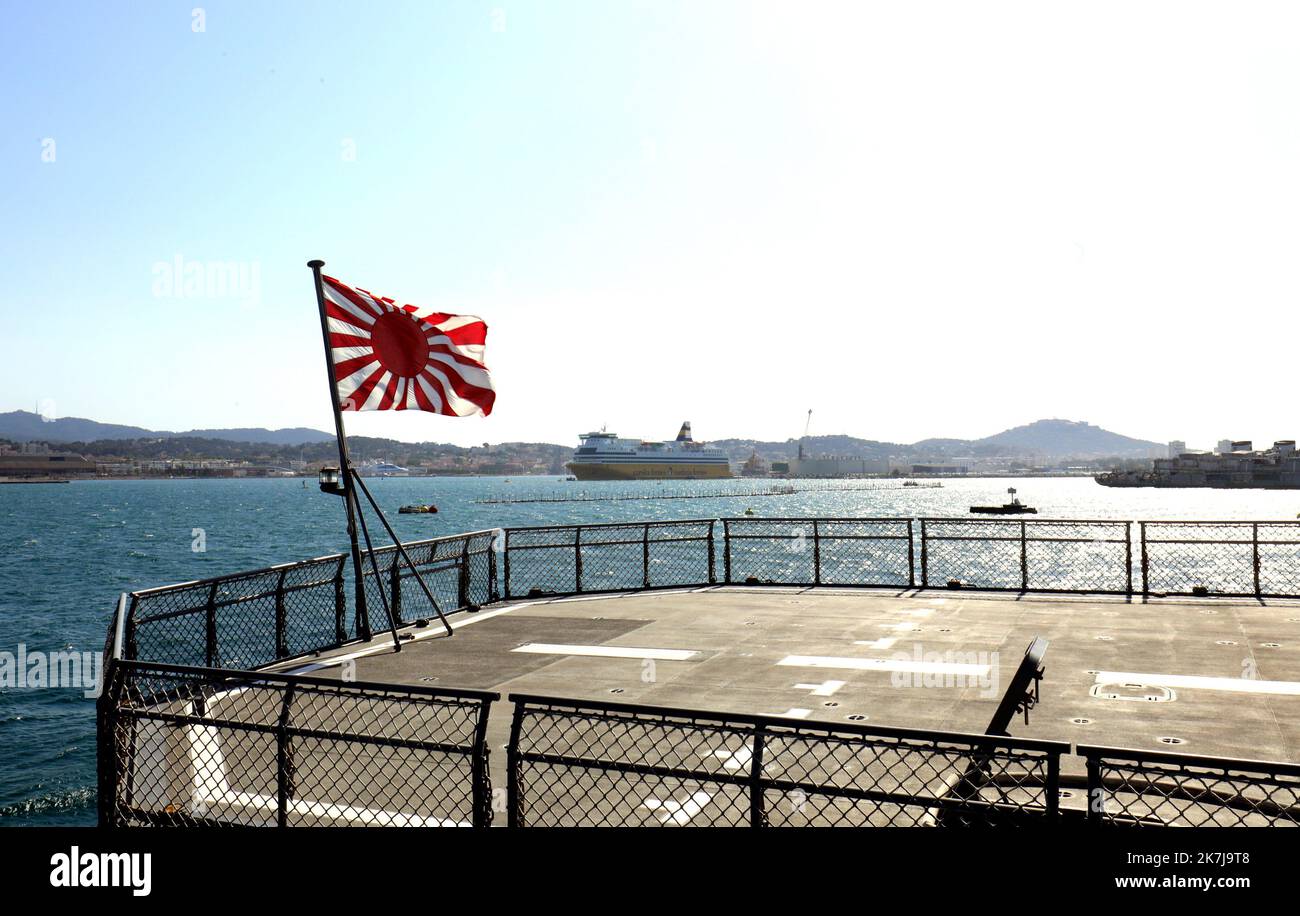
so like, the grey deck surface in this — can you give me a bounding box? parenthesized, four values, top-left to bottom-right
(277, 586, 1300, 780)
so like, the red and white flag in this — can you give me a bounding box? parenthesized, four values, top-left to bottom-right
(322, 275, 495, 416)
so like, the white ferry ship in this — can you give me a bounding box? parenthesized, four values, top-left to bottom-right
(566, 422, 732, 480)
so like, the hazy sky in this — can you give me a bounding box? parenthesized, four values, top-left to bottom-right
(3, 1, 1298, 448)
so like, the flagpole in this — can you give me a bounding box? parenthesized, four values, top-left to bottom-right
(307, 258, 374, 644)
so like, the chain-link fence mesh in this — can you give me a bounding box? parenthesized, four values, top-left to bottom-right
(119, 518, 1300, 679)
(920, 519, 1132, 593)
(1082, 746, 1300, 826)
(125, 531, 496, 669)
(358, 530, 497, 637)
(722, 518, 913, 588)
(1141, 521, 1300, 598)
(506, 695, 1067, 826)
(502, 521, 715, 598)
(98, 661, 496, 827)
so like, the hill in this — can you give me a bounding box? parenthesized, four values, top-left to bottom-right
(718, 419, 1160, 463)
(0, 411, 335, 446)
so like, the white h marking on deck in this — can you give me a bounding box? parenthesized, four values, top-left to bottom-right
(794, 680, 846, 697)
(779, 655, 991, 676)
(511, 643, 698, 661)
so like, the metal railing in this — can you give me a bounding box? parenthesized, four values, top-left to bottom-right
(1140, 521, 1300, 598)
(721, 518, 913, 588)
(920, 518, 1133, 594)
(122, 530, 497, 669)
(501, 520, 715, 598)
(1081, 744, 1300, 827)
(506, 694, 1068, 826)
(97, 660, 497, 827)
(115, 517, 1300, 675)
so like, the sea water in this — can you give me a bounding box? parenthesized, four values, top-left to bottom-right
(2, 475, 1298, 824)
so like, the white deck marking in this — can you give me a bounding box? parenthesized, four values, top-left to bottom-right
(643, 791, 712, 825)
(711, 746, 753, 771)
(882, 622, 922, 632)
(1093, 671, 1300, 696)
(512, 643, 698, 661)
(854, 637, 898, 650)
(779, 655, 991, 676)
(763, 707, 812, 719)
(794, 680, 846, 697)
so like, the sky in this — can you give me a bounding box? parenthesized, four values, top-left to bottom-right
(2, 1, 1298, 449)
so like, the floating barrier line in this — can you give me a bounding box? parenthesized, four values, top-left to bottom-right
(474, 481, 943, 505)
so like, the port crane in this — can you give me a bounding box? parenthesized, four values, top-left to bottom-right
(798, 409, 812, 460)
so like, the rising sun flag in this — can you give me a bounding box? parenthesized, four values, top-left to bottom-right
(321, 274, 496, 416)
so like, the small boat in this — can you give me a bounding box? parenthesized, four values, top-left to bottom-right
(398, 504, 439, 514)
(970, 487, 1037, 515)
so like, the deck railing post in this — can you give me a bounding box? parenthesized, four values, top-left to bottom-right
(1253, 522, 1262, 597)
(95, 663, 119, 826)
(574, 526, 583, 594)
(389, 554, 403, 624)
(1139, 523, 1150, 597)
(812, 521, 821, 586)
(506, 704, 525, 827)
(707, 521, 717, 585)
(642, 524, 651, 589)
(488, 532, 499, 602)
(1019, 520, 1029, 591)
(333, 559, 348, 643)
(920, 519, 929, 588)
(907, 519, 916, 588)
(502, 529, 512, 600)
(1124, 522, 1133, 597)
(1085, 754, 1103, 826)
(276, 684, 296, 828)
(471, 702, 493, 827)
(1046, 751, 1061, 821)
(459, 538, 473, 608)
(749, 726, 767, 827)
(723, 520, 733, 584)
(204, 581, 219, 668)
(274, 568, 289, 659)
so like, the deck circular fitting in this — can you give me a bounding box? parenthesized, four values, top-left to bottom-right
(1157, 736, 1186, 746)
(1215, 640, 1238, 646)
(846, 714, 867, 721)
(1070, 718, 1092, 726)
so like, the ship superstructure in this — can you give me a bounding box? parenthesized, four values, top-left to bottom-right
(566, 422, 732, 480)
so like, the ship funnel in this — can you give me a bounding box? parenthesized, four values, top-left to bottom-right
(676, 422, 692, 442)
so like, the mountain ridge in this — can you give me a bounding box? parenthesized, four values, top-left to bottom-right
(0, 411, 336, 446)
(0, 411, 1160, 460)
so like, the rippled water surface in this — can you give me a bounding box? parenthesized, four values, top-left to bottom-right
(3, 475, 1298, 824)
